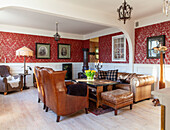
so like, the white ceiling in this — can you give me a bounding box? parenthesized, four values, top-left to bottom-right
(0, 8, 111, 35)
(0, 0, 163, 35)
(64, 0, 163, 19)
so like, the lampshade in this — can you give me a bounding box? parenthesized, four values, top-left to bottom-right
(16, 46, 33, 57)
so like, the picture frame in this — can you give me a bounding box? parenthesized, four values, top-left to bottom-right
(36, 43, 51, 59)
(147, 35, 165, 59)
(58, 43, 71, 59)
(62, 63, 72, 80)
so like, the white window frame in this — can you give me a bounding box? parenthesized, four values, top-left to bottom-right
(112, 34, 126, 62)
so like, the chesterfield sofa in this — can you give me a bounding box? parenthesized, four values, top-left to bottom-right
(98, 71, 155, 102)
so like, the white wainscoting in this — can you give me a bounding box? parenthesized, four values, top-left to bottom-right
(1, 62, 169, 91)
(0, 62, 96, 87)
(94, 63, 130, 73)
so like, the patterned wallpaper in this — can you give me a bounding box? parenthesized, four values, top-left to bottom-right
(99, 32, 129, 63)
(135, 21, 170, 64)
(0, 31, 85, 63)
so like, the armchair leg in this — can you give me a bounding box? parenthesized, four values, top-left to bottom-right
(115, 109, 117, 116)
(4, 92, 7, 95)
(38, 98, 40, 103)
(43, 104, 46, 110)
(130, 104, 133, 110)
(20, 88, 23, 91)
(45, 107, 48, 112)
(85, 108, 88, 114)
(56, 116, 60, 122)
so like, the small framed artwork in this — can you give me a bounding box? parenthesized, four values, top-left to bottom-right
(62, 63, 72, 80)
(147, 35, 165, 59)
(58, 43, 71, 59)
(36, 43, 50, 59)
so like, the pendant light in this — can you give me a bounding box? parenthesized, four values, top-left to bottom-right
(163, 0, 170, 16)
(117, 0, 133, 24)
(54, 22, 60, 42)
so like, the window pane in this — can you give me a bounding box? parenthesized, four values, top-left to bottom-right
(112, 35, 126, 61)
(121, 38, 124, 42)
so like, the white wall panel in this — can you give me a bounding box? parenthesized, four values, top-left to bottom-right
(0, 62, 83, 87)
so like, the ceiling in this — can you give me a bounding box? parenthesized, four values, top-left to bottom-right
(64, 0, 163, 19)
(0, 8, 111, 35)
(0, 0, 163, 35)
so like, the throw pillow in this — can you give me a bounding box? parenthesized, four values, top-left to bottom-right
(106, 69, 118, 81)
(66, 83, 87, 97)
(98, 71, 107, 79)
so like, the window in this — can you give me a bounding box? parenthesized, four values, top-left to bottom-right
(112, 35, 126, 61)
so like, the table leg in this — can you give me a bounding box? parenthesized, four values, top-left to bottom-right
(107, 85, 113, 91)
(23, 75, 29, 90)
(96, 86, 103, 108)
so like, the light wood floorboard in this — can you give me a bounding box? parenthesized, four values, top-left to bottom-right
(0, 87, 161, 130)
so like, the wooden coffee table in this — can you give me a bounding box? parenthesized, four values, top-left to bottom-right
(74, 79, 119, 108)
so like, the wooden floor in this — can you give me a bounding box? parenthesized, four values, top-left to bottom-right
(0, 87, 161, 130)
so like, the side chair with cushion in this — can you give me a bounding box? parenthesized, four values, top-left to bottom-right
(40, 69, 89, 122)
(0, 65, 23, 95)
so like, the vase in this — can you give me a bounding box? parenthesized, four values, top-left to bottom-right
(87, 76, 94, 81)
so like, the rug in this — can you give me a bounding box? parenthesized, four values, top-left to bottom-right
(88, 101, 114, 116)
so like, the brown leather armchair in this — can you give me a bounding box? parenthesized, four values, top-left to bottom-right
(34, 66, 54, 110)
(40, 68, 89, 122)
(0, 65, 23, 95)
(34, 66, 45, 109)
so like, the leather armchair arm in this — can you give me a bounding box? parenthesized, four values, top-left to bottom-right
(0, 76, 7, 92)
(57, 86, 89, 116)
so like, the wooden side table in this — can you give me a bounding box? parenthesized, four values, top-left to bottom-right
(19, 73, 31, 90)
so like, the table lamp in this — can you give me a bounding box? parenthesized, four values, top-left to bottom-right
(16, 46, 33, 75)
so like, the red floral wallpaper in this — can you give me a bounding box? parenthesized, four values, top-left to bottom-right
(135, 21, 170, 64)
(83, 39, 90, 49)
(0, 31, 84, 63)
(99, 32, 129, 63)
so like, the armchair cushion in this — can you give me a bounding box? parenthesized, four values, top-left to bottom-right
(106, 69, 118, 81)
(66, 83, 87, 97)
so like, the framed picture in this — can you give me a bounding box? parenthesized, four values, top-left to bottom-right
(62, 63, 72, 80)
(36, 43, 50, 59)
(58, 43, 71, 59)
(147, 35, 165, 59)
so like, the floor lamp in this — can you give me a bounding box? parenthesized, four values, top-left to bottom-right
(16, 46, 33, 89)
(152, 44, 167, 106)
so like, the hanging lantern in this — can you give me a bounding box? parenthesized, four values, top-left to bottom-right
(117, 0, 133, 24)
(54, 22, 61, 42)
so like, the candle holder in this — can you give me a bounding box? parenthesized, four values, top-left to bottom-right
(95, 62, 103, 79)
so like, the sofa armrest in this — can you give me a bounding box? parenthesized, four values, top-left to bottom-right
(131, 75, 154, 88)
